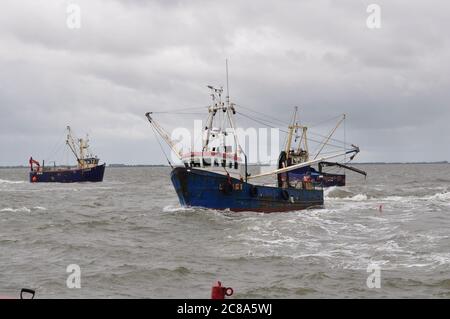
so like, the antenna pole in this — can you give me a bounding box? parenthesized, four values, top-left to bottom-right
(226, 59, 230, 107)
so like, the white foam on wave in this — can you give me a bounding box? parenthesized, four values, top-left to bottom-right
(162, 205, 195, 212)
(249, 236, 298, 246)
(347, 194, 368, 201)
(0, 179, 25, 184)
(426, 191, 450, 201)
(352, 223, 369, 230)
(326, 193, 368, 202)
(428, 253, 450, 266)
(0, 207, 31, 213)
(327, 190, 450, 205)
(292, 251, 335, 259)
(400, 263, 434, 268)
(0, 206, 47, 213)
(382, 191, 450, 203)
(374, 240, 412, 256)
(383, 196, 405, 201)
(323, 186, 338, 197)
(365, 215, 388, 222)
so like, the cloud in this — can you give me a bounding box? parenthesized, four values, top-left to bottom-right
(0, 0, 449, 165)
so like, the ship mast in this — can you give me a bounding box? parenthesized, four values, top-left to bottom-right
(144, 61, 244, 175)
(66, 126, 92, 168)
(284, 107, 310, 162)
(285, 106, 298, 159)
(296, 126, 309, 161)
(203, 86, 223, 151)
(78, 134, 90, 167)
(204, 86, 239, 151)
(66, 126, 81, 165)
(203, 60, 240, 156)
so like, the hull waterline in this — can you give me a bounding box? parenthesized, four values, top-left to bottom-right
(170, 167, 323, 213)
(30, 164, 105, 183)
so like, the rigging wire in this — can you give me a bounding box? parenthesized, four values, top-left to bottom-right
(235, 106, 348, 146)
(45, 139, 64, 163)
(149, 123, 173, 168)
(147, 103, 352, 166)
(344, 114, 347, 163)
(151, 112, 205, 115)
(235, 104, 347, 141)
(152, 104, 348, 147)
(306, 131, 347, 146)
(308, 114, 344, 128)
(43, 128, 68, 162)
(151, 106, 209, 114)
(236, 111, 289, 133)
(236, 111, 346, 150)
(63, 143, 70, 167)
(236, 104, 291, 127)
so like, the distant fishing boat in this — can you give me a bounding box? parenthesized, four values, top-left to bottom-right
(280, 108, 366, 187)
(145, 79, 358, 212)
(29, 126, 105, 183)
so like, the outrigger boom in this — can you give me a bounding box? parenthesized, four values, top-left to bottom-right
(145, 112, 183, 160)
(318, 161, 367, 177)
(247, 147, 360, 180)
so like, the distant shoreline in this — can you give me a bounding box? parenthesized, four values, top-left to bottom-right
(351, 161, 449, 165)
(0, 161, 448, 169)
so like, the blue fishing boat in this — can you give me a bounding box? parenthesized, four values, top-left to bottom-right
(169, 166, 324, 212)
(280, 109, 366, 187)
(29, 126, 105, 183)
(146, 82, 358, 212)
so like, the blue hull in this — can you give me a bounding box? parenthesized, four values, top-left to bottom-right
(30, 164, 105, 183)
(170, 167, 323, 212)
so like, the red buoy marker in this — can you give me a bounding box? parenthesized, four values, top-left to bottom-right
(211, 281, 233, 299)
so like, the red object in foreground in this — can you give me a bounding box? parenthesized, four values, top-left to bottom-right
(0, 288, 35, 299)
(211, 281, 233, 299)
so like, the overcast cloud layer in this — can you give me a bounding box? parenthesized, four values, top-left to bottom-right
(0, 0, 449, 165)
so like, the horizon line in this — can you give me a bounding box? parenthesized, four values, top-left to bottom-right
(0, 160, 448, 168)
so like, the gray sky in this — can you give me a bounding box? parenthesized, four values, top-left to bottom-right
(0, 0, 449, 165)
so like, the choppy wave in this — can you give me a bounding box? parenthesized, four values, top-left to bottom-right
(0, 179, 25, 184)
(1, 165, 449, 298)
(346, 194, 368, 201)
(426, 191, 450, 201)
(1, 207, 31, 213)
(324, 187, 353, 198)
(326, 190, 450, 203)
(163, 205, 195, 212)
(0, 206, 47, 213)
